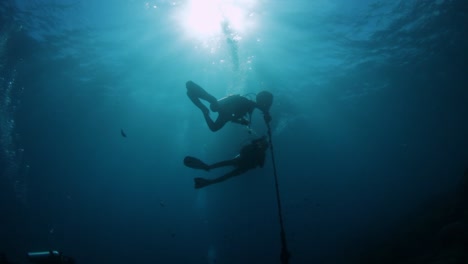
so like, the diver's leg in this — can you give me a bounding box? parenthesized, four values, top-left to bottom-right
(186, 81, 218, 106)
(184, 156, 210, 171)
(203, 113, 227, 132)
(207, 157, 240, 170)
(194, 178, 213, 189)
(187, 92, 209, 115)
(210, 168, 246, 184)
(194, 168, 246, 189)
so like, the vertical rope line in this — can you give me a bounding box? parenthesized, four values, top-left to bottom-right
(266, 123, 291, 264)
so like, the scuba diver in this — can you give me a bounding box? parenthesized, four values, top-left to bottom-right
(184, 136, 269, 189)
(186, 80, 273, 132)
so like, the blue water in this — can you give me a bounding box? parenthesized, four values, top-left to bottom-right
(1, 0, 467, 263)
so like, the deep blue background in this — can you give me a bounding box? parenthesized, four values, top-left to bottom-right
(1, 0, 467, 263)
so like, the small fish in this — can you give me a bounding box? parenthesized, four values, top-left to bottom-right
(121, 129, 127, 138)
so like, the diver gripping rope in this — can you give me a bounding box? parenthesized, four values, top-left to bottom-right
(265, 114, 291, 264)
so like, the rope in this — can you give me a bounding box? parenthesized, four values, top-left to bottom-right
(265, 114, 291, 264)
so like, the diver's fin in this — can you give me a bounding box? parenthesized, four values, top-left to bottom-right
(194, 177, 212, 189)
(186, 81, 217, 104)
(184, 156, 210, 171)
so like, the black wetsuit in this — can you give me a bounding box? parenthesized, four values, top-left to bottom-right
(237, 140, 267, 170)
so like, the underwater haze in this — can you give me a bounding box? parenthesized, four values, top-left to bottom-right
(1, 0, 467, 263)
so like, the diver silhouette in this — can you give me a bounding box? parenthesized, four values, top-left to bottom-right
(186, 81, 273, 132)
(184, 136, 269, 189)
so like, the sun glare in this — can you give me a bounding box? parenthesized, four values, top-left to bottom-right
(178, 0, 255, 40)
